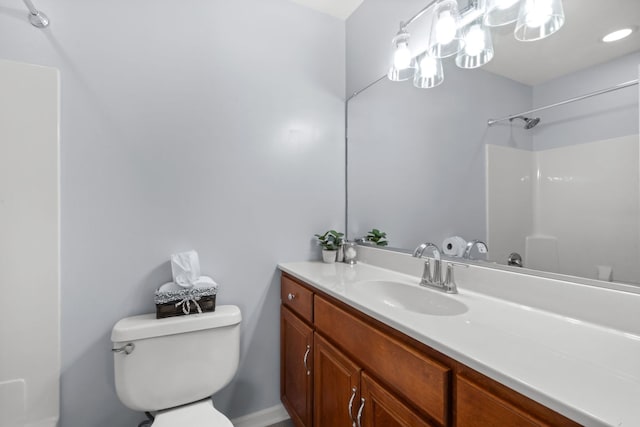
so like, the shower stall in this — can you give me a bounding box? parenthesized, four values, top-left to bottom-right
(0, 59, 60, 427)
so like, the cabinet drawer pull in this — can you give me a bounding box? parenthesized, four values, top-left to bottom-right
(287, 293, 296, 301)
(356, 398, 365, 427)
(303, 344, 311, 376)
(348, 386, 357, 425)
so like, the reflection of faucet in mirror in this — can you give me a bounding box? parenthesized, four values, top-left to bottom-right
(463, 240, 488, 260)
(508, 252, 523, 267)
(412, 242, 441, 259)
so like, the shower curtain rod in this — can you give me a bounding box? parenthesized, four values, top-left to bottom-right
(22, 0, 49, 28)
(487, 78, 639, 126)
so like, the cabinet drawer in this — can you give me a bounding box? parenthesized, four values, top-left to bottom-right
(282, 274, 313, 323)
(314, 296, 450, 426)
(456, 374, 580, 427)
(456, 375, 542, 427)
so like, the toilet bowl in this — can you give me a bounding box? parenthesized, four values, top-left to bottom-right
(111, 305, 241, 425)
(151, 399, 233, 427)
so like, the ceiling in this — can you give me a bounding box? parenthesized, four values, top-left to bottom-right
(484, 0, 640, 85)
(288, 0, 363, 20)
(292, 0, 640, 86)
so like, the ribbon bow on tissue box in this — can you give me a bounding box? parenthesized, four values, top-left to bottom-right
(155, 251, 219, 318)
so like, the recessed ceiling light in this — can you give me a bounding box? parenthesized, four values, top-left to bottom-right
(602, 28, 633, 43)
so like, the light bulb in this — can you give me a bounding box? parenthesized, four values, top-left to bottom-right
(525, 0, 553, 28)
(464, 24, 485, 56)
(393, 42, 412, 69)
(435, 11, 457, 45)
(419, 55, 438, 77)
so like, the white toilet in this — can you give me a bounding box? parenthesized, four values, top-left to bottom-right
(111, 305, 242, 426)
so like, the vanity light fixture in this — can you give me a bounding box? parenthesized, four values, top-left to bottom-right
(414, 53, 444, 88)
(427, 0, 465, 58)
(456, 14, 494, 68)
(514, 0, 565, 42)
(388, 28, 417, 81)
(387, 0, 564, 88)
(602, 28, 633, 43)
(484, 0, 521, 27)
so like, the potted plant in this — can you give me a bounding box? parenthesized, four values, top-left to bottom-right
(365, 228, 388, 247)
(314, 230, 344, 263)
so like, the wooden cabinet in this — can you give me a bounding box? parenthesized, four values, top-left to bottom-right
(282, 274, 314, 323)
(280, 273, 581, 427)
(281, 306, 313, 427)
(314, 295, 450, 426)
(456, 375, 542, 427)
(455, 372, 580, 427)
(313, 335, 361, 427)
(313, 334, 430, 427)
(361, 373, 436, 427)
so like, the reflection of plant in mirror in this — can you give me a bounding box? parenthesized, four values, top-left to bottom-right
(314, 230, 344, 250)
(366, 229, 388, 246)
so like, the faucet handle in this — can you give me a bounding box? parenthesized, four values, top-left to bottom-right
(443, 262, 468, 294)
(420, 259, 433, 286)
(421, 258, 443, 287)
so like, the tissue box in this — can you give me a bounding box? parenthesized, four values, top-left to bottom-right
(154, 285, 217, 319)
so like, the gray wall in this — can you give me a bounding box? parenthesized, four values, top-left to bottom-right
(0, 1, 345, 425)
(532, 51, 640, 150)
(346, 0, 532, 249)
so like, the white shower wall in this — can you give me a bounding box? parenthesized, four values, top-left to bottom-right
(0, 60, 60, 426)
(486, 144, 533, 269)
(487, 135, 640, 284)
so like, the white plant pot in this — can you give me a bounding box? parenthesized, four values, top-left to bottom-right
(322, 249, 337, 263)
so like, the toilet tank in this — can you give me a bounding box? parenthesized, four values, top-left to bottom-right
(111, 305, 241, 412)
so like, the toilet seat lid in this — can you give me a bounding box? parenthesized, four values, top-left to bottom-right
(152, 400, 233, 427)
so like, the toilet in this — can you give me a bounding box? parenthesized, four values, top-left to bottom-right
(111, 305, 242, 426)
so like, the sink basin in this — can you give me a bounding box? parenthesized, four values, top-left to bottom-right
(347, 280, 468, 316)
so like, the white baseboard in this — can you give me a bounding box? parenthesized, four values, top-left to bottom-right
(231, 403, 290, 427)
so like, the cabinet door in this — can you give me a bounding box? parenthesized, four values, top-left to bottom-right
(360, 373, 436, 427)
(281, 307, 314, 427)
(314, 334, 362, 427)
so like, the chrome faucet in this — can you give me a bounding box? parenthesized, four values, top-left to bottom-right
(412, 242, 442, 290)
(413, 242, 467, 294)
(463, 240, 488, 260)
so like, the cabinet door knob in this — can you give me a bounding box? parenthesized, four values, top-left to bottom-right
(287, 293, 296, 301)
(303, 344, 311, 376)
(356, 398, 365, 427)
(348, 386, 357, 425)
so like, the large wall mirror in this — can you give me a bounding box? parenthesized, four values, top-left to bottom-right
(346, 0, 640, 286)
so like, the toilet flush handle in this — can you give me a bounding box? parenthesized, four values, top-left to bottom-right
(112, 343, 135, 355)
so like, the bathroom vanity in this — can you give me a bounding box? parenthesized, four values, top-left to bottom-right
(279, 248, 640, 427)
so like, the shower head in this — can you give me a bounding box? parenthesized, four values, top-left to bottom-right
(23, 0, 49, 28)
(510, 116, 540, 129)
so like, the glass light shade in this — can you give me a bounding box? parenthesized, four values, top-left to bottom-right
(484, 0, 522, 27)
(387, 29, 417, 81)
(413, 53, 444, 89)
(427, 0, 464, 58)
(514, 0, 565, 41)
(456, 18, 494, 69)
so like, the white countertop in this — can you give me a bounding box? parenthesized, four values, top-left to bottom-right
(278, 260, 640, 427)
